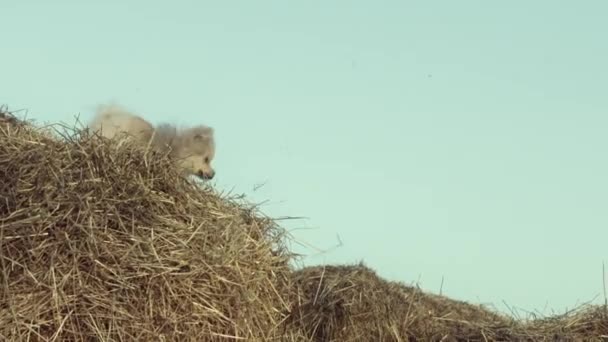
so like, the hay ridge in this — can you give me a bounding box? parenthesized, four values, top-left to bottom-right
(285, 263, 608, 341)
(285, 263, 513, 341)
(1, 106, 608, 341)
(0, 109, 293, 341)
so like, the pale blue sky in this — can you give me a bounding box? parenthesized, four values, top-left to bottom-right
(2, 0, 607, 317)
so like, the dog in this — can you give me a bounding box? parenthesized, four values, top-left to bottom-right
(89, 104, 216, 180)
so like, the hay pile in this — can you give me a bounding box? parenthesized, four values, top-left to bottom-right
(285, 264, 608, 341)
(0, 109, 293, 341)
(286, 263, 514, 341)
(2, 106, 608, 341)
(517, 305, 608, 341)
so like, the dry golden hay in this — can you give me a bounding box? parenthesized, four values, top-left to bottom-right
(3, 106, 608, 342)
(285, 263, 514, 341)
(284, 263, 608, 341)
(0, 108, 294, 341)
(517, 305, 608, 341)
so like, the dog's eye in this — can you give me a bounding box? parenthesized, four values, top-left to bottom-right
(204, 157, 209, 163)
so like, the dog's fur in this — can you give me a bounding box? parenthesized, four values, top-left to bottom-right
(89, 104, 216, 180)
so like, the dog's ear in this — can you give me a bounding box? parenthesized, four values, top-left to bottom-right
(192, 126, 213, 141)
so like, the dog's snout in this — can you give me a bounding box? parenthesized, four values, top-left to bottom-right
(196, 169, 215, 180)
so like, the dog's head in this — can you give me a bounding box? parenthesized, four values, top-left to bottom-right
(174, 126, 216, 180)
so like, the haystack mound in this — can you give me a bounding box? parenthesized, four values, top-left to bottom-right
(285, 263, 608, 341)
(0, 109, 293, 341)
(518, 304, 608, 341)
(3, 107, 607, 341)
(285, 263, 514, 341)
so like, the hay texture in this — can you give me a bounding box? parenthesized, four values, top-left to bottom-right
(285, 263, 608, 341)
(286, 263, 513, 341)
(0, 109, 292, 341)
(2, 106, 608, 342)
(518, 305, 608, 341)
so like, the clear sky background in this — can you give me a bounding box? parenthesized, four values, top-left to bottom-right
(2, 0, 607, 317)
